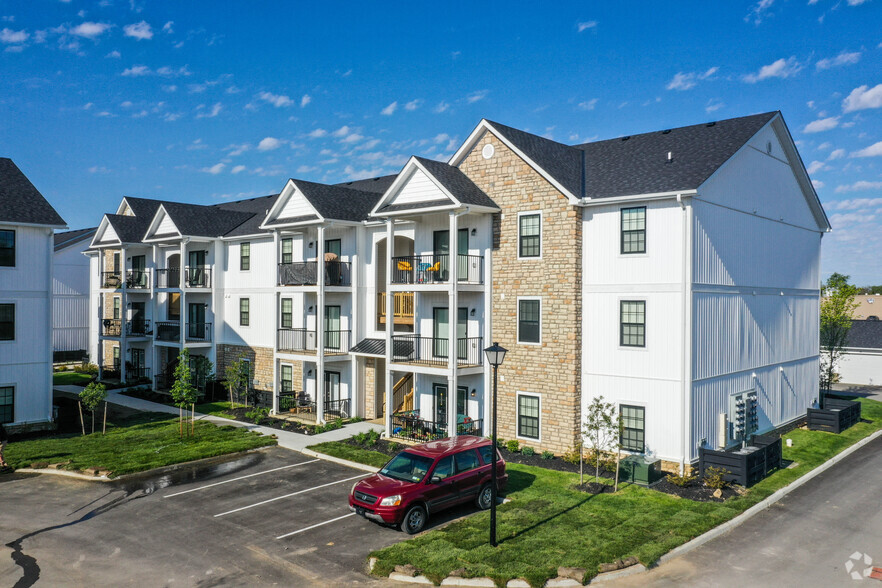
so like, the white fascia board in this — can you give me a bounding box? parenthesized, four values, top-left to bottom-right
(141, 204, 181, 242)
(369, 157, 462, 218)
(577, 190, 696, 207)
(258, 179, 324, 229)
(115, 197, 132, 215)
(449, 119, 580, 204)
(368, 157, 420, 217)
(0, 220, 67, 230)
(89, 216, 116, 248)
(375, 204, 462, 218)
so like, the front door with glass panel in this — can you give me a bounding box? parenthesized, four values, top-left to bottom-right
(324, 371, 341, 415)
(188, 303, 205, 339)
(433, 307, 467, 360)
(456, 228, 468, 281)
(433, 384, 469, 425)
(131, 255, 146, 287)
(324, 305, 341, 350)
(325, 239, 342, 284)
(130, 301, 146, 335)
(130, 348, 145, 378)
(188, 250, 206, 286)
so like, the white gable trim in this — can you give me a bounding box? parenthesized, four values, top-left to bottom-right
(259, 179, 324, 229)
(116, 198, 135, 216)
(142, 205, 182, 242)
(449, 119, 580, 204)
(369, 157, 460, 217)
(89, 216, 121, 247)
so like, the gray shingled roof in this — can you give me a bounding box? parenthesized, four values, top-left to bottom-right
(414, 157, 498, 209)
(54, 227, 97, 251)
(213, 193, 280, 237)
(846, 320, 882, 349)
(350, 338, 385, 356)
(0, 158, 66, 227)
(336, 174, 398, 194)
(158, 201, 254, 238)
(292, 179, 384, 222)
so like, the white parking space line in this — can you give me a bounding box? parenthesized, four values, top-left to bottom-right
(213, 473, 369, 518)
(163, 459, 320, 498)
(275, 513, 357, 540)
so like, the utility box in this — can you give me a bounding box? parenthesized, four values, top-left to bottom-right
(619, 455, 662, 486)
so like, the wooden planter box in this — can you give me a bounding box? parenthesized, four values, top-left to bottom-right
(698, 434, 782, 487)
(807, 398, 861, 433)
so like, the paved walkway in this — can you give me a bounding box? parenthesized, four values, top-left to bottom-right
(53, 385, 385, 452)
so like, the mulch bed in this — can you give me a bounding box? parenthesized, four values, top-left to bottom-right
(499, 447, 618, 479)
(575, 481, 616, 494)
(340, 437, 406, 456)
(651, 477, 740, 502)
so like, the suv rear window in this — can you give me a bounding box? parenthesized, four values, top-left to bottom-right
(380, 452, 434, 483)
(431, 456, 454, 480)
(455, 449, 480, 473)
(478, 445, 496, 465)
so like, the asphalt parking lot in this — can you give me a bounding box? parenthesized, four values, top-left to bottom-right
(1, 447, 415, 587)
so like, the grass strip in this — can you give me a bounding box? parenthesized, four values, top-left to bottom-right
(52, 372, 95, 386)
(307, 440, 391, 469)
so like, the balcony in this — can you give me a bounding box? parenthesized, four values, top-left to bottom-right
(390, 254, 484, 285)
(277, 328, 351, 355)
(126, 319, 152, 337)
(155, 268, 180, 289)
(101, 271, 123, 289)
(391, 335, 484, 367)
(277, 261, 351, 287)
(186, 322, 212, 342)
(101, 319, 122, 337)
(390, 411, 484, 443)
(125, 270, 149, 289)
(378, 292, 414, 325)
(126, 366, 152, 382)
(155, 321, 180, 342)
(185, 266, 211, 288)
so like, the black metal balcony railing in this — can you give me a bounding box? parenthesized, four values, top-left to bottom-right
(101, 271, 123, 289)
(324, 398, 351, 419)
(323, 329, 350, 354)
(155, 321, 181, 342)
(457, 418, 484, 436)
(101, 319, 122, 337)
(101, 364, 121, 380)
(126, 319, 152, 337)
(277, 329, 351, 354)
(185, 266, 211, 288)
(126, 366, 152, 382)
(391, 411, 447, 442)
(125, 270, 149, 289)
(277, 261, 352, 287)
(154, 373, 173, 391)
(390, 254, 484, 285)
(186, 322, 212, 342)
(155, 268, 180, 288)
(391, 335, 484, 367)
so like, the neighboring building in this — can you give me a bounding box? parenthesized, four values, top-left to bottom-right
(852, 295, 881, 320)
(87, 111, 829, 470)
(0, 158, 67, 430)
(53, 227, 97, 362)
(837, 320, 882, 386)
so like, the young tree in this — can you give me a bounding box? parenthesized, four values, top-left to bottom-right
(225, 355, 249, 409)
(79, 382, 107, 435)
(581, 396, 619, 485)
(171, 348, 199, 438)
(820, 273, 860, 403)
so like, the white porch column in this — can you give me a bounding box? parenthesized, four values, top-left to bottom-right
(179, 240, 186, 348)
(447, 211, 459, 436)
(272, 231, 280, 414)
(316, 225, 326, 423)
(384, 219, 395, 436)
(483, 215, 493, 435)
(119, 245, 128, 383)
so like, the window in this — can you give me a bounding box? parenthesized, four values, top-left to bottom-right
(478, 445, 498, 465)
(281, 298, 293, 328)
(168, 293, 181, 320)
(620, 405, 645, 452)
(113, 297, 121, 320)
(113, 251, 121, 273)
(431, 456, 454, 481)
(280, 364, 293, 393)
(518, 213, 541, 258)
(0, 229, 14, 267)
(240, 242, 251, 271)
(517, 394, 540, 440)
(239, 298, 250, 326)
(454, 450, 480, 473)
(621, 207, 646, 254)
(518, 298, 541, 344)
(281, 238, 293, 264)
(0, 386, 12, 424)
(0, 303, 13, 341)
(620, 301, 645, 347)
(112, 346, 120, 369)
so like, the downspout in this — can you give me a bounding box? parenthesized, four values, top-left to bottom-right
(447, 206, 471, 437)
(677, 193, 692, 474)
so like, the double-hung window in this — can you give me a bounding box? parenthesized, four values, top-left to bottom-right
(240, 298, 250, 327)
(620, 405, 645, 452)
(518, 213, 541, 258)
(0, 230, 14, 267)
(0, 386, 13, 424)
(621, 207, 646, 254)
(620, 301, 645, 347)
(281, 238, 293, 264)
(0, 303, 13, 341)
(518, 298, 541, 344)
(240, 242, 251, 271)
(281, 298, 293, 329)
(280, 364, 293, 393)
(517, 393, 540, 440)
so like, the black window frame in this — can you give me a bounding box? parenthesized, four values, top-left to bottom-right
(113, 297, 121, 320)
(518, 213, 541, 258)
(240, 298, 250, 327)
(454, 449, 480, 474)
(240, 242, 251, 271)
(0, 303, 14, 341)
(0, 385, 13, 424)
(281, 238, 293, 264)
(517, 298, 541, 344)
(280, 364, 293, 393)
(0, 229, 14, 267)
(620, 300, 646, 347)
(281, 298, 293, 329)
(517, 393, 540, 440)
(620, 206, 646, 254)
(620, 404, 645, 453)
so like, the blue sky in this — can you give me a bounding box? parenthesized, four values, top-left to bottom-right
(1, 1, 880, 283)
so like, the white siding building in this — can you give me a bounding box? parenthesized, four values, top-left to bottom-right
(53, 228, 97, 362)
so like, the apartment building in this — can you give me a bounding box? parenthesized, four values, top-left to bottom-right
(87, 111, 828, 469)
(53, 227, 97, 362)
(1, 158, 67, 430)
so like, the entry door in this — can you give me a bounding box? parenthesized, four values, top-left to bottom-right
(457, 228, 469, 281)
(433, 307, 449, 358)
(130, 301, 146, 334)
(324, 305, 341, 350)
(456, 308, 468, 360)
(433, 230, 449, 280)
(188, 303, 205, 339)
(131, 255, 146, 287)
(432, 383, 447, 425)
(130, 348, 145, 378)
(324, 371, 341, 413)
(188, 250, 206, 286)
(457, 386, 468, 418)
(325, 239, 342, 284)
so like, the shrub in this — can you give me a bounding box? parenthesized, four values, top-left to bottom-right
(562, 444, 583, 465)
(352, 428, 381, 446)
(665, 472, 696, 487)
(541, 450, 555, 460)
(74, 363, 99, 375)
(521, 446, 535, 457)
(244, 407, 270, 423)
(506, 440, 520, 453)
(703, 466, 730, 490)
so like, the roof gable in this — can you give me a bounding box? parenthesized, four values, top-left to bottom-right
(0, 158, 67, 227)
(90, 216, 121, 247)
(260, 179, 324, 229)
(143, 205, 182, 241)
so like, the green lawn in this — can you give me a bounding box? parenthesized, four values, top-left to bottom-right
(369, 397, 882, 587)
(5, 412, 276, 477)
(307, 440, 393, 469)
(52, 372, 95, 386)
(193, 401, 237, 418)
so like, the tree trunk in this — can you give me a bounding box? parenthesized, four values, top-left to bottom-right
(179, 405, 183, 439)
(614, 447, 621, 492)
(91, 410, 95, 434)
(229, 384, 234, 409)
(191, 403, 195, 436)
(103, 401, 108, 435)
(579, 445, 583, 486)
(595, 454, 600, 484)
(78, 402, 85, 436)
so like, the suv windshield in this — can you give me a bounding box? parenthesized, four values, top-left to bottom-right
(380, 452, 434, 483)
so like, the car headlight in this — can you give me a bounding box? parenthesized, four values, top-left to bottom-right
(380, 495, 402, 506)
(351, 482, 359, 495)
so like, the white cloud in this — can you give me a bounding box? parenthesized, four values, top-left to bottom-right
(706, 100, 725, 113)
(162, 21, 173, 33)
(745, 0, 775, 25)
(825, 197, 882, 210)
(0, 28, 28, 44)
(231, 165, 245, 174)
(842, 84, 882, 113)
(434, 101, 450, 113)
(121, 64, 150, 76)
(224, 143, 250, 156)
(577, 21, 598, 32)
(307, 128, 327, 138)
(196, 102, 222, 118)
(258, 91, 293, 107)
(70, 22, 111, 39)
(828, 148, 847, 160)
(803, 116, 840, 133)
(835, 180, 882, 193)
(122, 65, 190, 77)
(743, 57, 802, 82)
(846, 0, 870, 4)
(807, 161, 828, 174)
(340, 133, 364, 144)
(202, 163, 225, 175)
(123, 21, 152, 40)
(225, 85, 241, 94)
(83, 102, 93, 110)
(106, 49, 121, 58)
(577, 98, 598, 110)
(162, 84, 177, 92)
(405, 99, 423, 111)
(5, 44, 24, 52)
(120, 100, 133, 108)
(817, 142, 832, 150)
(163, 112, 182, 122)
(466, 90, 488, 103)
(332, 125, 351, 138)
(296, 165, 316, 174)
(666, 67, 718, 91)
(851, 141, 882, 158)
(88, 165, 110, 174)
(434, 133, 451, 144)
(300, 94, 311, 107)
(816, 50, 861, 70)
(186, 139, 207, 151)
(257, 137, 282, 151)
(812, 179, 825, 190)
(381, 101, 398, 115)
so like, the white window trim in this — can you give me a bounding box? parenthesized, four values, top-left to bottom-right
(516, 296, 542, 346)
(516, 391, 541, 443)
(0, 301, 15, 344)
(620, 205, 647, 256)
(617, 297, 647, 351)
(516, 210, 543, 260)
(280, 362, 295, 391)
(617, 402, 647, 455)
(0, 227, 16, 270)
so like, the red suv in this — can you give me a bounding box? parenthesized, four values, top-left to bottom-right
(349, 435, 508, 534)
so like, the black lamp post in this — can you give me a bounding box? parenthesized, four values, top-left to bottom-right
(484, 341, 507, 547)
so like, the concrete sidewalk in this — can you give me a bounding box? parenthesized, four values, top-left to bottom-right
(53, 385, 385, 452)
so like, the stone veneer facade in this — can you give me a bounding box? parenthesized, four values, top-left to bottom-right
(363, 358, 377, 419)
(458, 130, 583, 455)
(216, 344, 278, 394)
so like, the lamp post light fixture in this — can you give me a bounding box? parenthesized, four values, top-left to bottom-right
(483, 341, 507, 547)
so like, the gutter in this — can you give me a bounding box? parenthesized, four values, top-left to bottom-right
(577, 190, 697, 207)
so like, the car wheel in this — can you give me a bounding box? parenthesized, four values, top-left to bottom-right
(401, 505, 427, 535)
(476, 484, 493, 510)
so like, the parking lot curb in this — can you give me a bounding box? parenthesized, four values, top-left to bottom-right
(299, 448, 380, 473)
